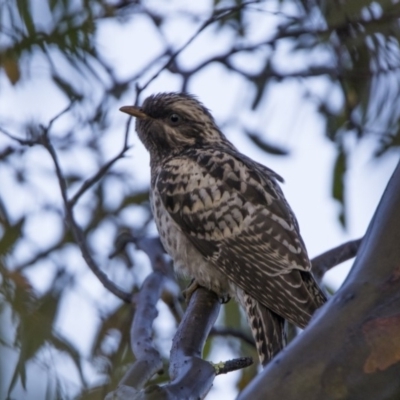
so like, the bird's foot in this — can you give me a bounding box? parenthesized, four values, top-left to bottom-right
(183, 279, 231, 304)
(182, 279, 201, 303)
(218, 293, 231, 304)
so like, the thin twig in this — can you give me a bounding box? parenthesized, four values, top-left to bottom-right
(138, 0, 260, 94)
(40, 132, 131, 302)
(311, 238, 363, 282)
(47, 102, 75, 130)
(2, 107, 133, 301)
(210, 327, 255, 347)
(214, 357, 253, 375)
(68, 129, 131, 208)
(0, 126, 37, 146)
(15, 239, 66, 271)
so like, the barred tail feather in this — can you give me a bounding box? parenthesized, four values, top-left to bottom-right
(239, 291, 286, 366)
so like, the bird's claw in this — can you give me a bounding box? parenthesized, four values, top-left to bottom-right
(219, 294, 231, 304)
(182, 279, 201, 303)
(183, 279, 231, 304)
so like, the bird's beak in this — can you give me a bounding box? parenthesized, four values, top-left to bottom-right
(119, 106, 148, 119)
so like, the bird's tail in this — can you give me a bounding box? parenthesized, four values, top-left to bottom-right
(239, 291, 286, 366)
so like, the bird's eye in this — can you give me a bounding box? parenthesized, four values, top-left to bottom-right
(169, 113, 180, 124)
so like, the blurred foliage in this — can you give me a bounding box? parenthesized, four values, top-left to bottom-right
(1, 0, 400, 398)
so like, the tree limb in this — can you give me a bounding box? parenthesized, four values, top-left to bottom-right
(106, 237, 179, 399)
(311, 237, 363, 282)
(112, 287, 253, 400)
(118, 271, 165, 390)
(155, 288, 226, 400)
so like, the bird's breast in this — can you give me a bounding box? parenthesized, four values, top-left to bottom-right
(150, 187, 231, 297)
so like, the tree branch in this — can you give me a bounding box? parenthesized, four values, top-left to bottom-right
(68, 128, 131, 208)
(117, 271, 165, 390)
(40, 131, 131, 302)
(162, 287, 253, 397)
(160, 287, 221, 399)
(0, 125, 38, 146)
(214, 357, 253, 375)
(137, 0, 260, 94)
(111, 286, 252, 399)
(106, 236, 178, 399)
(210, 327, 255, 348)
(311, 238, 363, 282)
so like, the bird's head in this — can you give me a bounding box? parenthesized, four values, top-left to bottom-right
(120, 92, 233, 162)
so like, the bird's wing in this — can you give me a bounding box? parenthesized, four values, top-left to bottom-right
(157, 147, 325, 326)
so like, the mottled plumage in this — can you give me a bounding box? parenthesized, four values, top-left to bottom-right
(120, 92, 326, 365)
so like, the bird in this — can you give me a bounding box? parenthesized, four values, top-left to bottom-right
(120, 92, 326, 366)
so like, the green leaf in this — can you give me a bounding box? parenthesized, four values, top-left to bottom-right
(52, 74, 83, 101)
(0, 217, 24, 257)
(119, 191, 150, 209)
(2, 57, 21, 85)
(91, 302, 133, 357)
(374, 126, 400, 157)
(7, 271, 67, 394)
(50, 333, 87, 387)
(65, 173, 83, 186)
(16, 0, 35, 35)
(203, 335, 214, 360)
(332, 146, 347, 228)
(1, 267, 36, 316)
(245, 130, 289, 156)
(319, 102, 347, 143)
(223, 298, 242, 329)
(49, 0, 58, 12)
(250, 61, 272, 110)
